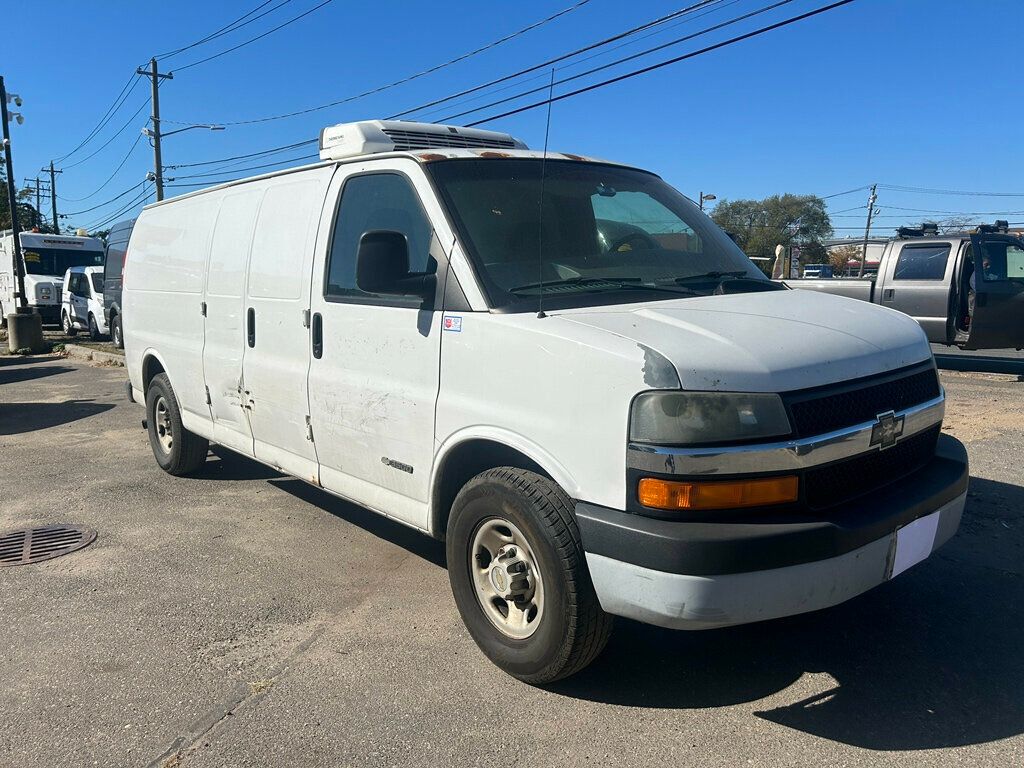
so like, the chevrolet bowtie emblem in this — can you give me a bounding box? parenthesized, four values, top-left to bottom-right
(869, 410, 905, 450)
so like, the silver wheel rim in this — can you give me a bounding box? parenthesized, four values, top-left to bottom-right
(469, 518, 544, 639)
(154, 396, 173, 454)
(63, 314, 71, 333)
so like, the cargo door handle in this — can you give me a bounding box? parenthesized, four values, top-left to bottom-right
(883, 288, 895, 301)
(311, 312, 323, 359)
(247, 307, 256, 348)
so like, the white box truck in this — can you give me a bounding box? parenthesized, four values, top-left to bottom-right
(0, 230, 105, 325)
(124, 120, 968, 683)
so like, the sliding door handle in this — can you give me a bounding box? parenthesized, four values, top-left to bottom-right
(247, 307, 256, 347)
(311, 312, 323, 359)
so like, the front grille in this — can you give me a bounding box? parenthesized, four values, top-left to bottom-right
(787, 367, 940, 437)
(804, 425, 940, 509)
(383, 128, 517, 151)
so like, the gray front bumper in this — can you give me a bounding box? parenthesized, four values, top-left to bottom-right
(586, 491, 965, 630)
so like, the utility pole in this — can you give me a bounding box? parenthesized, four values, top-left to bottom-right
(857, 184, 878, 277)
(1, 75, 27, 310)
(137, 58, 172, 201)
(45, 161, 61, 234)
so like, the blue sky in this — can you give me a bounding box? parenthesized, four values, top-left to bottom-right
(5, 0, 1023, 233)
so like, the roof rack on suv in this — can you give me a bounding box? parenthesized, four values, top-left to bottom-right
(895, 222, 939, 239)
(973, 219, 1009, 234)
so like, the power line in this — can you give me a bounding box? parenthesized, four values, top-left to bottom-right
(59, 133, 145, 203)
(63, 181, 147, 217)
(61, 98, 151, 171)
(820, 185, 872, 200)
(173, 0, 337, 72)
(162, 0, 596, 126)
(389, 0, 723, 121)
(52, 73, 141, 163)
(163, 139, 316, 169)
(438, 0, 795, 124)
(154, 0, 288, 60)
(876, 184, 1024, 198)
(172, 152, 319, 179)
(464, 0, 858, 128)
(84, 184, 153, 232)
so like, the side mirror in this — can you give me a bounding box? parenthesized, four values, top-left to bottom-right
(356, 230, 435, 298)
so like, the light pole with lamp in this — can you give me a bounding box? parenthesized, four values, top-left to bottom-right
(1, 76, 44, 352)
(142, 123, 224, 201)
(699, 192, 716, 211)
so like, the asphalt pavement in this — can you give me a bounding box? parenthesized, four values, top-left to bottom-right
(1, 354, 1023, 767)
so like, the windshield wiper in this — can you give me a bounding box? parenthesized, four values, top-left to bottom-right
(665, 270, 750, 283)
(508, 276, 696, 296)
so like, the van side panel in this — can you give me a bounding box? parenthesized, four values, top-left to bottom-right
(203, 188, 263, 456)
(124, 198, 216, 417)
(241, 167, 333, 481)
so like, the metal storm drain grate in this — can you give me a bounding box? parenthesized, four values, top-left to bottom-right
(0, 525, 97, 566)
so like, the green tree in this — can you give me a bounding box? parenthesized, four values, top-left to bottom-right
(710, 194, 833, 266)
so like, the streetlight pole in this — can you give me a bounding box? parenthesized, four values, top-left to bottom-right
(1, 75, 27, 311)
(137, 58, 173, 201)
(699, 192, 716, 211)
(1, 76, 44, 352)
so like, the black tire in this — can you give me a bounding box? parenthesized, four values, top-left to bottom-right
(62, 311, 77, 337)
(145, 373, 209, 476)
(111, 315, 123, 348)
(447, 467, 612, 684)
(88, 313, 102, 341)
(1, 302, 6, 329)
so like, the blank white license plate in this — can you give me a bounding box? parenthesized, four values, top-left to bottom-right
(890, 511, 941, 579)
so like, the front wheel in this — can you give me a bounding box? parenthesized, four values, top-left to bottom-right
(145, 373, 209, 476)
(446, 467, 612, 684)
(111, 315, 123, 348)
(62, 311, 77, 337)
(88, 313, 102, 341)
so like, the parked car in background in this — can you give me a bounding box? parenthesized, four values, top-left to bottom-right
(0, 230, 104, 326)
(124, 120, 968, 682)
(61, 266, 108, 340)
(783, 221, 1024, 349)
(103, 218, 135, 348)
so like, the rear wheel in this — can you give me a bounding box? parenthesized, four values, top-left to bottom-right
(111, 315, 123, 348)
(62, 311, 77, 337)
(145, 373, 208, 475)
(446, 467, 612, 684)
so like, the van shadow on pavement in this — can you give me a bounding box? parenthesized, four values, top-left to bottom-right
(548, 475, 1024, 751)
(269, 476, 447, 568)
(0, 399, 115, 435)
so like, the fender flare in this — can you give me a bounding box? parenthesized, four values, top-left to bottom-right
(429, 426, 581, 535)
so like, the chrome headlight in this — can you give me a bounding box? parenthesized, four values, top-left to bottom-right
(630, 391, 792, 446)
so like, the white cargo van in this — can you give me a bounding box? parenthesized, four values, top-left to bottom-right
(125, 120, 968, 683)
(0, 231, 105, 325)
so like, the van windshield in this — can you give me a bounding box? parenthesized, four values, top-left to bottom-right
(428, 158, 767, 310)
(22, 247, 104, 276)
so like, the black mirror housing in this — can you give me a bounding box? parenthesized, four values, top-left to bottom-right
(356, 230, 434, 299)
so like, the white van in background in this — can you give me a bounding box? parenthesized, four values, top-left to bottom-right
(61, 265, 108, 339)
(0, 231, 105, 325)
(124, 120, 968, 683)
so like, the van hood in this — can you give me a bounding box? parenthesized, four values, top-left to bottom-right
(557, 289, 932, 393)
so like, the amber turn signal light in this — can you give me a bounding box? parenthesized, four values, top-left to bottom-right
(637, 476, 799, 511)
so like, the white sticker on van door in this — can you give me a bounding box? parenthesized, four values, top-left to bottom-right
(442, 314, 463, 332)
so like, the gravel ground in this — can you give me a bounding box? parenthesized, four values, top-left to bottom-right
(1, 355, 1022, 768)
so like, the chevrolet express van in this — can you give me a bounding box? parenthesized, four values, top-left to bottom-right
(124, 121, 968, 683)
